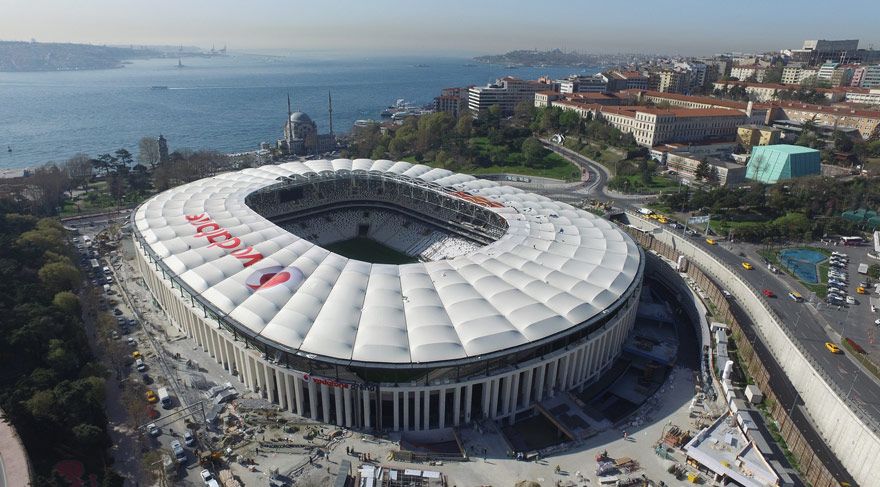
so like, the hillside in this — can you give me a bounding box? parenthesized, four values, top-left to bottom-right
(0, 41, 161, 71)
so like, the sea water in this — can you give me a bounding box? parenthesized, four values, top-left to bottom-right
(0, 54, 594, 169)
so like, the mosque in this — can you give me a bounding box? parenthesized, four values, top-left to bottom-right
(278, 94, 337, 156)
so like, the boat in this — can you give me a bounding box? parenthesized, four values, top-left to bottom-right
(151, 86, 169, 90)
(6, 145, 10, 152)
(176, 57, 184, 68)
(414, 63, 430, 68)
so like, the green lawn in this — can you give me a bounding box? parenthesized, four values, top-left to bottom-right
(324, 237, 417, 264)
(413, 137, 581, 181)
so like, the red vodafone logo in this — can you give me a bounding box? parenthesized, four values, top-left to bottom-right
(246, 265, 305, 292)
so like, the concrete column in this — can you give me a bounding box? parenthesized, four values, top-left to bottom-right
(424, 389, 432, 430)
(362, 390, 371, 429)
(481, 380, 491, 418)
(500, 376, 512, 416)
(567, 350, 578, 388)
(489, 380, 500, 419)
(558, 355, 569, 392)
(522, 368, 533, 406)
(308, 380, 318, 420)
(393, 391, 400, 431)
(294, 375, 304, 416)
(438, 388, 446, 429)
(275, 369, 285, 409)
(510, 372, 520, 416)
(334, 388, 344, 426)
(321, 385, 331, 423)
(453, 387, 461, 426)
(402, 390, 410, 431)
(535, 364, 546, 402)
(249, 355, 260, 392)
(464, 384, 473, 423)
(264, 364, 275, 403)
(414, 390, 421, 430)
(547, 360, 558, 397)
(285, 373, 294, 413)
(344, 388, 353, 427)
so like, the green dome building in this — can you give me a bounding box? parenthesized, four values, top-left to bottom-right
(745, 144, 821, 184)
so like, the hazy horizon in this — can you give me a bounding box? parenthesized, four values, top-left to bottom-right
(3, 0, 880, 57)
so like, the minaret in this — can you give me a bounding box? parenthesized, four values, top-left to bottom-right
(286, 92, 293, 149)
(328, 90, 334, 138)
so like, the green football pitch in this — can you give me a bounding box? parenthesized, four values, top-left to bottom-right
(324, 237, 417, 264)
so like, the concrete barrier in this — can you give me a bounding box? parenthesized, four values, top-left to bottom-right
(625, 211, 880, 486)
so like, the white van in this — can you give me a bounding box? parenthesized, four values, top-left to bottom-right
(158, 387, 172, 409)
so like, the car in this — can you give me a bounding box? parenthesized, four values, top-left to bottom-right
(170, 439, 186, 461)
(200, 469, 221, 487)
(113, 308, 123, 316)
(768, 265, 779, 274)
(856, 287, 866, 294)
(721, 289, 732, 299)
(762, 289, 775, 298)
(825, 342, 842, 354)
(142, 373, 153, 385)
(846, 296, 856, 304)
(132, 350, 142, 359)
(146, 390, 158, 403)
(147, 423, 160, 437)
(875, 318, 880, 325)
(705, 238, 716, 245)
(110, 330, 120, 340)
(741, 262, 753, 270)
(127, 337, 137, 347)
(184, 430, 196, 447)
(788, 292, 804, 302)
(135, 359, 147, 372)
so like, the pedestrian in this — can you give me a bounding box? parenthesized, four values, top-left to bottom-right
(623, 430, 628, 440)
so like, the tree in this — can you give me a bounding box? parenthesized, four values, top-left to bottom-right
(707, 165, 720, 184)
(38, 261, 80, 294)
(114, 148, 133, 168)
(638, 159, 651, 185)
(93, 153, 117, 177)
(521, 137, 548, 168)
(833, 130, 854, 153)
(64, 154, 93, 191)
(138, 137, 161, 169)
(695, 159, 711, 180)
(868, 264, 880, 280)
(52, 291, 80, 315)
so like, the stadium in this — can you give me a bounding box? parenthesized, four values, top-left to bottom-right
(132, 159, 644, 431)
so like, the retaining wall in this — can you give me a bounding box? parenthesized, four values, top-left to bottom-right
(624, 214, 878, 487)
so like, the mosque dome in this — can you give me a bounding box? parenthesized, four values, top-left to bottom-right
(290, 112, 312, 123)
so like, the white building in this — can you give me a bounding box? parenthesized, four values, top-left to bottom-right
(132, 160, 644, 432)
(559, 74, 609, 94)
(468, 77, 548, 114)
(730, 65, 766, 82)
(781, 65, 818, 85)
(845, 88, 880, 106)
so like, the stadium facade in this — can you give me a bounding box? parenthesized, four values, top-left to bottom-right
(133, 159, 643, 431)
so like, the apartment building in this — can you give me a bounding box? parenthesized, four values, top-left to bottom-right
(559, 74, 608, 94)
(606, 70, 649, 91)
(790, 39, 859, 66)
(844, 89, 880, 106)
(768, 102, 880, 139)
(781, 65, 818, 85)
(551, 99, 747, 147)
(730, 64, 767, 82)
(657, 70, 688, 93)
(433, 87, 469, 118)
(859, 65, 880, 88)
(737, 125, 782, 151)
(468, 77, 549, 114)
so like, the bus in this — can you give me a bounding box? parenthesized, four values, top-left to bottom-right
(158, 387, 172, 409)
(841, 236, 864, 246)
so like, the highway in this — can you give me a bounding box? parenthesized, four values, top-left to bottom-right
(539, 144, 880, 478)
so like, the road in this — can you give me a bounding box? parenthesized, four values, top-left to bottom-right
(541, 144, 879, 479)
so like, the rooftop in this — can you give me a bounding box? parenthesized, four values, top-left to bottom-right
(684, 414, 779, 487)
(752, 144, 819, 155)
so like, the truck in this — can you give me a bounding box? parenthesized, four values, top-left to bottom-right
(158, 386, 172, 409)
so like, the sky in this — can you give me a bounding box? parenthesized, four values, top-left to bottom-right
(2, 0, 880, 57)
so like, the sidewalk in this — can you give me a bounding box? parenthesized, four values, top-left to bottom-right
(0, 409, 33, 487)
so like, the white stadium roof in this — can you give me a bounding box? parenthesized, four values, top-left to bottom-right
(134, 159, 642, 366)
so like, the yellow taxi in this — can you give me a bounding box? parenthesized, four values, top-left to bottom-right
(146, 389, 158, 403)
(856, 286, 866, 294)
(656, 217, 668, 224)
(825, 342, 842, 354)
(741, 262, 753, 270)
(706, 238, 716, 245)
(132, 350, 142, 360)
